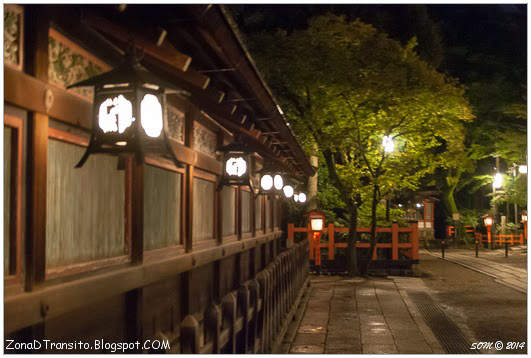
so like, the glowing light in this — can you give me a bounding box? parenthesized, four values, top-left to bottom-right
(293, 193, 299, 202)
(382, 135, 394, 153)
(261, 174, 273, 191)
(484, 216, 493, 227)
(416, 203, 422, 208)
(298, 192, 307, 203)
(98, 95, 134, 134)
(283, 185, 294, 198)
(522, 213, 528, 222)
(273, 174, 284, 190)
(519, 165, 527, 174)
(140, 94, 163, 138)
(398, 204, 403, 208)
(115, 141, 127, 146)
(225, 157, 247, 177)
(493, 173, 503, 189)
(311, 218, 323, 231)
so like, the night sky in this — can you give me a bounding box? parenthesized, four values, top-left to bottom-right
(231, 4, 527, 91)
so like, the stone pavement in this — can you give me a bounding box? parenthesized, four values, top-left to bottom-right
(424, 248, 527, 293)
(288, 276, 445, 354)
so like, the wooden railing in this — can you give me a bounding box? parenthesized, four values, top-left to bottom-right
(180, 240, 309, 354)
(287, 222, 419, 266)
(474, 232, 526, 246)
(447, 226, 476, 238)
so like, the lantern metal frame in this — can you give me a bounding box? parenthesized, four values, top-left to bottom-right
(67, 50, 182, 168)
(217, 137, 257, 193)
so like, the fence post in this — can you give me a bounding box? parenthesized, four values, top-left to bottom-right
(206, 304, 222, 354)
(520, 233, 524, 245)
(307, 225, 313, 260)
(287, 223, 294, 248)
(411, 222, 419, 261)
(392, 222, 399, 261)
(222, 292, 237, 353)
(328, 223, 335, 260)
(181, 315, 200, 353)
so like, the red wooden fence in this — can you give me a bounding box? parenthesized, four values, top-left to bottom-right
(287, 223, 419, 266)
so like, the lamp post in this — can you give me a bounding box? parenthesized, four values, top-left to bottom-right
(522, 211, 527, 242)
(308, 211, 325, 268)
(483, 214, 494, 249)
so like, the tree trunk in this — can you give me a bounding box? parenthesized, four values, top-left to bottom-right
(346, 203, 359, 276)
(362, 182, 379, 275)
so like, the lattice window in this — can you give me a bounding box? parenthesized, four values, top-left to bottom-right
(192, 121, 217, 157)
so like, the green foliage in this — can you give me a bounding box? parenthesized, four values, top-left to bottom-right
(248, 14, 473, 228)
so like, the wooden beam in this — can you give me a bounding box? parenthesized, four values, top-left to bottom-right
(82, 13, 192, 72)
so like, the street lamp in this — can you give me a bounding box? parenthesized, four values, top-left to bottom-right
(493, 172, 503, 189)
(308, 211, 326, 267)
(67, 50, 182, 167)
(382, 135, 394, 153)
(483, 214, 494, 249)
(309, 211, 325, 232)
(519, 165, 527, 174)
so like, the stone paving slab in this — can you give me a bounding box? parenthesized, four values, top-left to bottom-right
(288, 276, 442, 354)
(424, 249, 527, 293)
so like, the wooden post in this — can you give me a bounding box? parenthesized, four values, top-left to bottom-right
(222, 292, 237, 353)
(287, 223, 294, 248)
(206, 305, 222, 354)
(181, 315, 200, 353)
(520, 233, 524, 245)
(185, 165, 194, 252)
(308, 225, 314, 260)
(131, 161, 144, 264)
(328, 223, 335, 260)
(392, 222, 399, 261)
(411, 222, 419, 261)
(24, 5, 50, 291)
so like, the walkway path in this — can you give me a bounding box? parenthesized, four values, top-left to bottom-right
(288, 276, 445, 354)
(424, 248, 527, 293)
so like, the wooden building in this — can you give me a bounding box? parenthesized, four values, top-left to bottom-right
(4, 4, 313, 353)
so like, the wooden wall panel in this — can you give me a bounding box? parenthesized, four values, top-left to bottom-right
(188, 263, 215, 315)
(144, 165, 181, 250)
(240, 250, 249, 283)
(273, 198, 280, 228)
(142, 276, 182, 341)
(254, 195, 262, 231)
(241, 190, 251, 233)
(221, 186, 235, 237)
(265, 196, 271, 231)
(4, 127, 12, 274)
(44, 294, 127, 352)
(192, 177, 214, 242)
(218, 255, 236, 298)
(46, 139, 125, 268)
